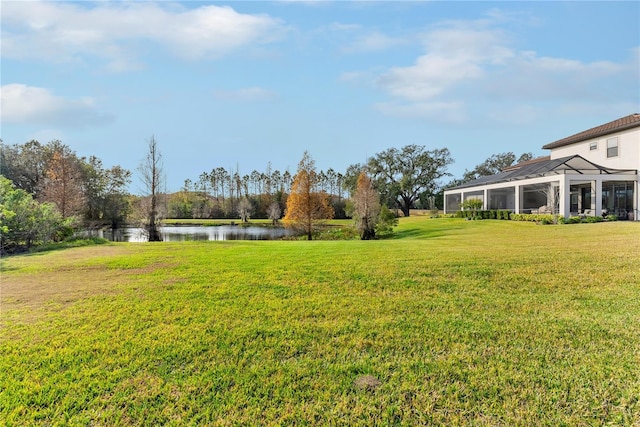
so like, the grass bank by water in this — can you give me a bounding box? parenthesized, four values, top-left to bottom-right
(1, 217, 639, 425)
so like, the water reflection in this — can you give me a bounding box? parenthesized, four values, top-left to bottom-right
(94, 225, 292, 242)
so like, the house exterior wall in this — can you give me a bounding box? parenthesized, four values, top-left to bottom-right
(444, 119, 639, 220)
(444, 172, 638, 219)
(548, 127, 639, 219)
(549, 127, 640, 171)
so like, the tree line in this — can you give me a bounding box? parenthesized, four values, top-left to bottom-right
(1, 135, 534, 248)
(163, 144, 454, 240)
(1, 140, 132, 226)
(1, 140, 133, 251)
(168, 162, 348, 221)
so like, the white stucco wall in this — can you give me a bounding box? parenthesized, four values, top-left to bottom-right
(444, 124, 640, 219)
(549, 127, 640, 171)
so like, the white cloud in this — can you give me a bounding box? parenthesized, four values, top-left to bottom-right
(0, 84, 114, 127)
(1, 2, 286, 70)
(342, 31, 406, 54)
(480, 50, 631, 103)
(367, 16, 638, 123)
(213, 87, 278, 102)
(376, 26, 513, 102)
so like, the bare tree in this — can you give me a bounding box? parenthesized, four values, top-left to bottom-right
(266, 201, 282, 225)
(540, 182, 560, 220)
(353, 171, 381, 240)
(138, 135, 164, 241)
(237, 197, 252, 223)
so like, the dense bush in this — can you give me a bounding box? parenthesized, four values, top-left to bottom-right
(375, 205, 399, 238)
(0, 176, 73, 253)
(584, 215, 604, 223)
(452, 211, 617, 225)
(455, 209, 511, 220)
(557, 215, 606, 224)
(510, 213, 555, 223)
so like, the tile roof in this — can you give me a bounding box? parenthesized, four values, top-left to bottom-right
(447, 155, 636, 191)
(542, 113, 640, 150)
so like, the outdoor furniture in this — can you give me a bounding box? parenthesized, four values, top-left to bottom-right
(532, 205, 550, 214)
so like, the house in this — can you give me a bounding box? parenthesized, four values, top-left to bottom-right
(444, 113, 640, 221)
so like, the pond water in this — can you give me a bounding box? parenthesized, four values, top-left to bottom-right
(93, 225, 293, 242)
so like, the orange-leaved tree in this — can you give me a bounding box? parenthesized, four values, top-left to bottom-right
(283, 151, 334, 240)
(41, 142, 86, 218)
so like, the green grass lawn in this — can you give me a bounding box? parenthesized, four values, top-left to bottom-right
(1, 218, 639, 425)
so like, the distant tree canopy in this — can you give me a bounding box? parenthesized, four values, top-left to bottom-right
(461, 152, 534, 184)
(283, 151, 334, 240)
(1, 139, 131, 225)
(365, 145, 453, 217)
(84, 157, 132, 227)
(3, 137, 515, 233)
(170, 160, 347, 221)
(0, 139, 48, 198)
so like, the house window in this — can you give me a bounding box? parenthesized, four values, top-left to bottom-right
(607, 137, 618, 158)
(589, 141, 598, 151)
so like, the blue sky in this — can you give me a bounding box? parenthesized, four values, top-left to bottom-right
(2, 1, 639, 193)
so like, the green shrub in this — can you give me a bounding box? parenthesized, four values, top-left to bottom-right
(457, 210, 478, 220)
(455, 210, 511, 220)
(558, 215, 606, 225)
(0, 177, 71, 253)
(375, 205, 399, 238)
(584, 215, 604, 223)
(461, 199, 483, 211)
(501, 210, 511, 220)
(510, 214, 554, 223)
(316, 227, 359, 240)
(606, 215, 618, 221)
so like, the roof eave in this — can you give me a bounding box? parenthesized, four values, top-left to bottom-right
(542, 119, 640, 150)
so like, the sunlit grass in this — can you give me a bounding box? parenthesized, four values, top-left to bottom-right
(1, 218, 639, 425)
